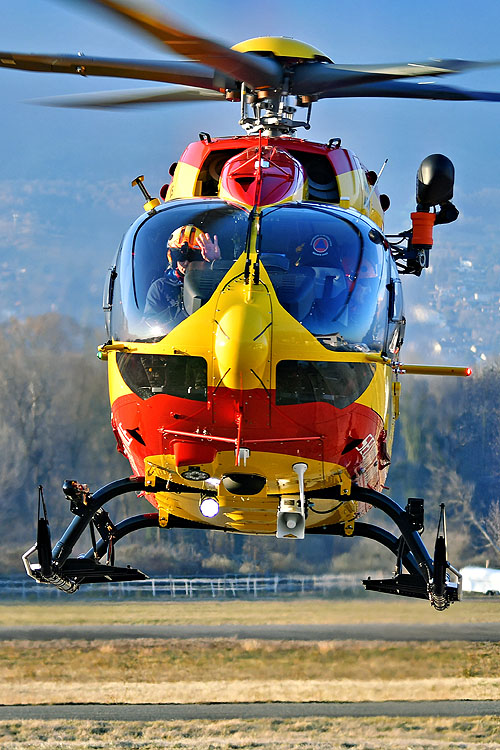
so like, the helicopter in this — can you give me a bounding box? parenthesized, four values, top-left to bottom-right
(12, 0, 500, 609)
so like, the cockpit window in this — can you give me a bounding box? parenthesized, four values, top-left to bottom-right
(276, 360, 375, 408)
(116, 352, 207, 401)
(111, 200, 249, 342)
(110, 200, 388, 352)
(259, 205, 387, 351)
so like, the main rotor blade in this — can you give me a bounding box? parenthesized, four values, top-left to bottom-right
(292, 59, 500, 96)
(61, 0, 282, 88)
(35, 85, 226, 108)
(0, 51, 234, 90)
(316, 79, 500, 102)
(330, 58, 500, 77)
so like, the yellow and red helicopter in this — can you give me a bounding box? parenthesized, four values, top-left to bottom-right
(13, 0, 500, 608)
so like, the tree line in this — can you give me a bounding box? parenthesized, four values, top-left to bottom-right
(0, 312, 499, 577)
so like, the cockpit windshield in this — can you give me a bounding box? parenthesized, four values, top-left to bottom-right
(111, 199, 389, 351)
(258, 204, 388, 350)
(111, 200, 249, 342)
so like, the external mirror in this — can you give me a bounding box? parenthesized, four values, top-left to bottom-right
(416, 154, 455, 208)
(102, 264, 117, 339)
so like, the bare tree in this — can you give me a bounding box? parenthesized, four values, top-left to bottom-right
(484, 500, 500, 556)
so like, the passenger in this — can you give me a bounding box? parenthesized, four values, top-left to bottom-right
(144, 225, 220, 328)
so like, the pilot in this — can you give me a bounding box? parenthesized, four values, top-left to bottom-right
(144, 224, 221, 327)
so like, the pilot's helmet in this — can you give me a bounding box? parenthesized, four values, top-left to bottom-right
(167, 224, 204, 266)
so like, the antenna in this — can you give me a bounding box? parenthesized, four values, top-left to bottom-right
(366, 158, 388, 207)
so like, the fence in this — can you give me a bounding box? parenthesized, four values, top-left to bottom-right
(0, 572, 375, 600)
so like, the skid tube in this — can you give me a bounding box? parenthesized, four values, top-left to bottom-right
(23, 477, 461, 607)
(23, 476, 217, 593)
(307, 486, 461, 609)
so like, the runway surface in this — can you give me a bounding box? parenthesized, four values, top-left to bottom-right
(2, 623, 500, 641)
(1, 701, 499, 720)
(4, 623, 499, 722)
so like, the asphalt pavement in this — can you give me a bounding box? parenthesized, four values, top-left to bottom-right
(0, 701, 499, 720)
(3, 621, 500, 722)
(1, 622, 499, 641)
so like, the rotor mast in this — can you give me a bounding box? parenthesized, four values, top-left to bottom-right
(238, 85, 313, 137)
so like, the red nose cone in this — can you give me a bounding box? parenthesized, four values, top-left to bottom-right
(219, 146, 306, 206)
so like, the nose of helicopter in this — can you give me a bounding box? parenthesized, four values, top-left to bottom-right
(214, 267, 272, 391)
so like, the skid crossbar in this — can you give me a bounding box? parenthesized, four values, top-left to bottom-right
(306, 521, 422, 578)
(22, 476, 459, 606)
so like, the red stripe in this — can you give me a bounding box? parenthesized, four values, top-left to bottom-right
(111, 386, 386, 486)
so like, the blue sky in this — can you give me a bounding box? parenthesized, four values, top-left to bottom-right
(2, 0, 500, 341)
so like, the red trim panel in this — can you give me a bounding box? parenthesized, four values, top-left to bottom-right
(111, 385, 385, 487)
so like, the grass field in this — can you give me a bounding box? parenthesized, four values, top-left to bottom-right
(1, 595, 500, 626)
(2, 598, 500, 747)
(2, 638, 500, 704)
(1, 717, 500, 749)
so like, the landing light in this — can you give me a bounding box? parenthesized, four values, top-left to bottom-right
(199, 497, 220, 518)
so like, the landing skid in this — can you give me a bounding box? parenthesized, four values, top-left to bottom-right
(23, 478, 461, 609)
(308, 490, 461, 609)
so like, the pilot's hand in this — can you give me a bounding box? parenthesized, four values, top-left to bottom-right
(197, 232, 221, 261)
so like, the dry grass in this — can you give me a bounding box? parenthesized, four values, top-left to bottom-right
(3, 676, 500, 704)
(1, 639, 500, 683)
(0, 718, 500, 749)
(1, 596, 500, 627)
(2, 639, 500, 705)
(2, 600, 500, 746)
